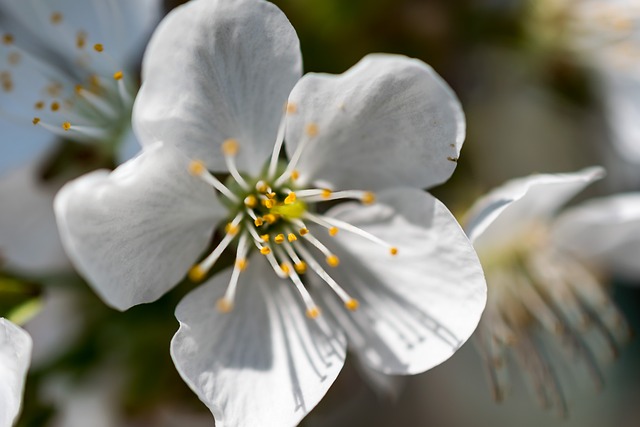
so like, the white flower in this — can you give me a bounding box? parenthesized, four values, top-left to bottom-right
(54, 0, 487, 426)
(0, 318, 32, 427)
(0, 0, 162, 273)
(465, 167, 634, 416)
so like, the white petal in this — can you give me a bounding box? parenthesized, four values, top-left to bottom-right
(0, 157, 70, 274)
(171, 256, 347, 427)
(0, 318, 32, 427)
(316, 188, 486, 375)
(134, 0, 302, 174)
(552, 193, 640, 280)
(285, 54, 464, 191)
(465, 167, 605, 251)
(54, 142, 224, 311)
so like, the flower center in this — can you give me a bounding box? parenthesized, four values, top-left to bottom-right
(186, 120, 398, 319)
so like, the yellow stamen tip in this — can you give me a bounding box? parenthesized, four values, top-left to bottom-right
(262, 199, 275, 209)
(62, 122, 71, 131)
(280, 263, 290, 276)
(254, 218, 264, 227)
(34, 101, 44, 110)
(345, 299, 359, 311)
(261, 234, 270, 242)
(50, 102, 60, 112)
(306, 307, 321, 319)
(2, 33, 14, 45)
(50, 12, 63, 24)
(93, 43, 104, 52)
(188, 160, 206, 176)
(326, 255, 340, 267)
(294, 261, 307, 274)
(216, 298, 234, 313)
(328, 227, 339, 236)
(244, 195, 257, 208)
(256, 181, 269, 193)
(321, 189, 332, 199)
(284, 192, 297, 205)
(188, 265, 206, 282)
(291, 170, 300, 180)
(222, 138, 239, 156)
(274, 234, 285, 244)
(235, 258, 248, 271)
(286, 102, 297, 114)
(225, 223, 239, 236)
(113, 71, 123, 81)
(390, 247, 398, 256)
(32, 117, 40, 125)
(305, 123, 319, 137)
(263, 214, 278, 224)
(260, 247, 271, 255)
(267, 192, 277, 199)
(287, 233, 297, 242)
(362, 192, 376, 205)
(299, 228, 309, 236)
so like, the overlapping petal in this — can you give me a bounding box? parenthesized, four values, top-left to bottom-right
(54, 142, 224, 310)
(285, 54, 464, 191)
(315, 188, 485, 374)
(172, 256, 346, 427)
(552, 193, 640, 280)
(465, 167, 605, 250)
(134, 0, 302, 174)
(0, 318, 32, 427)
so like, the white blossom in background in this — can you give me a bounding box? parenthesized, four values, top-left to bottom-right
(0, 0, 162, 273)
(0, 318, 32, 427)
(465, 167, 635, 416)
(53, 0, 487, 425)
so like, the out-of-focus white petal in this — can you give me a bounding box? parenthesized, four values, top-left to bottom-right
(285, 54, 464, 191)
(465, 167, 605, 250)
(134, 0, 302, 174)
(0, 318, 32, 427)
(552, 193, 640, 280)
(54, 142, 224, 311)
(0, 158, 70, 274)
(316, 188, 486, 375)
(171, 256, 347, 427)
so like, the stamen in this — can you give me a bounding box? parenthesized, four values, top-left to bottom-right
(217, 234, 250, 313)
(245, 222, 288, 279)
(222, 139, 249, 190)
(284, 192, 297, 205)
(329, 227, 339, 236)
(268, 113, 287, 179)
(93, 43, 104, 52)
(189, 213, 243, 281)
(50, 12, 63, 25)
(62, 123, 109, 140)
(287, 233, 297, 242)
(291, 219, 338, 263)
(273, 246, 321, 318)
(274, 234, 285, 244)
(2, 33, 14, 44)
(187, 160, 239, 202)
(282, 240, 307, 274)
(299, 189, 375, 204)
(113, 71, 124, 81)
(274, 122, 319, 186)
(244, 195, 257, 208)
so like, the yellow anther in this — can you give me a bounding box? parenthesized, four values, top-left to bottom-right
(362, 192, 376, 205)
(2, 80, 12, 92)
(62, 122, 71, 131)
(32, 117, 40, 125)
(294, 261, 307, 274)
(280, 263, 290, 276)
(113, 71, 124, 81)
(284, 192, 297, 205)
(188, 265, 206, 282)
(305, 123, 319, 137)
(2, 33, 14, 44)
(188, 160, 206, 176)
(7, 52, 20, 65)
(216, 298, 234, 313)
(274, 234, 285, 244)
(74, 84, 83, 94)
(93, 43, 104, 52)
(328, 227, 339, 236)
(390, 247, 398, 256)
(76, 31, 87, 49)
(50, 12, 63, 24)
(306, 307, 321, 319)
(254, 217, 264, 227)
(345, 299, 360, 311)
(34, 101, 44, 110)
(222, 138, 239, 156)
(266, 192, 277, 199)
(260, 247, 271, 255)
(326, 255, 340, 267)
(287, 233, 297, 242)
(256, 181, 269, 193)
(235, 258, 248, 271)
(263, 214, 278, 224)
(286, 102, 297, 114)
(321, 189, 332, 199)
(291, 170, 300, 180)
(299, 228, 309, 236)
(261, 234, 270, 242)
(262, 198, 275, 209)
(225, 223, 239, 236)
(244, 195, 257, 208)
(50, 102, 60, 112)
